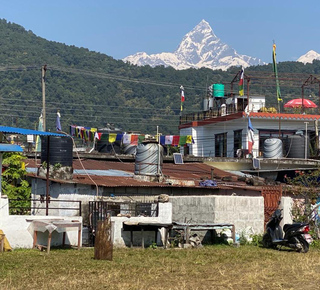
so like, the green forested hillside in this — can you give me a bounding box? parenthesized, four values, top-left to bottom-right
(0, 19, 320, 135)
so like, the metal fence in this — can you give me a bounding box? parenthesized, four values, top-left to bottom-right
(88, 200, 158, 246)
(8, 198, 82, 216)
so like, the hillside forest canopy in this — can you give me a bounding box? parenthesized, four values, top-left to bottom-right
(1, 19, 320, 135)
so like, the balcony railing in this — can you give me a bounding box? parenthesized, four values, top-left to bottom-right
(180, 106, 239, 125)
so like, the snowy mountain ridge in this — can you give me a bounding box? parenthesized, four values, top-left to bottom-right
(297, 50, 320, 64)
(123, 20, 265, 71)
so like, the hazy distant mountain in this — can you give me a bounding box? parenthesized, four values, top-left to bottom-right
(123, 20, 265, 71)
(297, 50, 320, 64)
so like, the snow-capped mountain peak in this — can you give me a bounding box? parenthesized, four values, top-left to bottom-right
(297, 50, 320, 64)
(123, 20, 264, 71)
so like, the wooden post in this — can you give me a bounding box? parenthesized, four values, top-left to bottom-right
(47, 232, 52, 253)
(94, 215, 113, 260)
(42, 65, 47, 131)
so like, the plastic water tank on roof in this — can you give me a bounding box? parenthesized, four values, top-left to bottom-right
(263, 138, 283, 159)
(213, 84, 225, 98)
(134, 142, 163, 176)
(41, 136, 73, 167)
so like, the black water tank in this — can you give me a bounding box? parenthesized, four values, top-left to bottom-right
(287, 134, 310, 159)
(96, 127, 122, 154)
(41, 136, 73, 166)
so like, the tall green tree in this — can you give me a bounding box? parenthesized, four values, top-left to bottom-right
(2, 152, 31, 214)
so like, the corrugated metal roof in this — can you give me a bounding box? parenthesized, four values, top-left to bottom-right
(0, 144, 23, 152)
(74, 169, 133, 177)
(26, 159, 239, 180)
(0, 126, 66, 137)
(26, 158, 246, 188)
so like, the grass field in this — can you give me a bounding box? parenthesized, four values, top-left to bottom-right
(1, 245, 320, 290)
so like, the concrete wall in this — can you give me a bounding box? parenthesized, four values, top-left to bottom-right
(280, 196, 293, 226)
(0, 195, 172, 249)
(169, 195, 265, 235)
(111, 202, 172, 247)
(0, 196, 82, 249)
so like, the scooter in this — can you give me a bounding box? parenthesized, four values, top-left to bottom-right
(262, 208, 312, 253)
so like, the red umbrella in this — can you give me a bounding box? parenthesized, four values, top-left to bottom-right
(284, 98, 317, 108)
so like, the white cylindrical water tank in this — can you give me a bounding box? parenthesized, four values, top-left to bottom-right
(263, 138, 283, 158)
(134, 142, 163, 176)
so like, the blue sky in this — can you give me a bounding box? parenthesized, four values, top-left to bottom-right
(1, 0, 319, 63)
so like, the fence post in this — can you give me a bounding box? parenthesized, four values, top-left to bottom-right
(94, 214, 113, 260)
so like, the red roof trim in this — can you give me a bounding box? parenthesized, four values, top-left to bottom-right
(248, 112, 320, 121)
(179, 112, 243, 129)
(179, 111, 320, 129)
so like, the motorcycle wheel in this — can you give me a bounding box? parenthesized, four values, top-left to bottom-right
(262, 233, 273, 248)
(296, 236, 309, 253)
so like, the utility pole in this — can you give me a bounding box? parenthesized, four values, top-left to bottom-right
(42, 65, 47, 131)
(157, 126, 161, 176)
(305, 122, 309, 159)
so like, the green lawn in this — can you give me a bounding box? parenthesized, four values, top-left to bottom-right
(1, 245, 320, 289)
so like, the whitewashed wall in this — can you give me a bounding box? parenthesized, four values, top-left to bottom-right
(0, 196, 82, 249)
(0, 195, 172, 248)
(181, 116, 316, 158)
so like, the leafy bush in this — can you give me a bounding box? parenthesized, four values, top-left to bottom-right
(2, 152, 31, 214)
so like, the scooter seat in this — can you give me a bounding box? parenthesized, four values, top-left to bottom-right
(283, 223, 305, 232)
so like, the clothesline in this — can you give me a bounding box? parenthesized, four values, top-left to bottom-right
(69, 125, 193, 146)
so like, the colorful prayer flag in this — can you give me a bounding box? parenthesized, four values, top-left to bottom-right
(180, 85, 185, 102)
(172, 135, 180, 146)
(180, 85, 185, 111)
(179, 136, 187, 146)
(239, 68, 244, 97)
(56, 111, 61, 131)
(248, 117, 255, 154)
(123, 134, 131, 144)
(138, 135, 145, 144)
(272, 43, 282, 104)
(186, 135, 192, 144)
(160, 135, 165, 145)
(94, 132, 102, 140)
(131, 134, 138, 145)
(165, 135, 173, 145)
(109, 133, 117, 143)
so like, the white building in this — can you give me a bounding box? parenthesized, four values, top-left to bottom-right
(180, 95, 320, 158)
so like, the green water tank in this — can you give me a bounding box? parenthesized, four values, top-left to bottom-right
(212, 84, 225, 98)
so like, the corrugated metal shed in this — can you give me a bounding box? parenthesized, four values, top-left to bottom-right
(0, 144, 23, 152)
(0, 126, 65, 136)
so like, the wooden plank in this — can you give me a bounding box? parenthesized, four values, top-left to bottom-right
(0, 234, 4, 252)
(94, 215, 113, 260)
(47, 232, 52, 254)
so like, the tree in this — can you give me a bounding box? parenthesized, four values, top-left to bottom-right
(285, 169, 320, 238)
(1, 152, 31, 214)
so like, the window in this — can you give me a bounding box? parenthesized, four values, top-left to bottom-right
(215, 133, 227, 157)
(234, 130, 242, 157)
